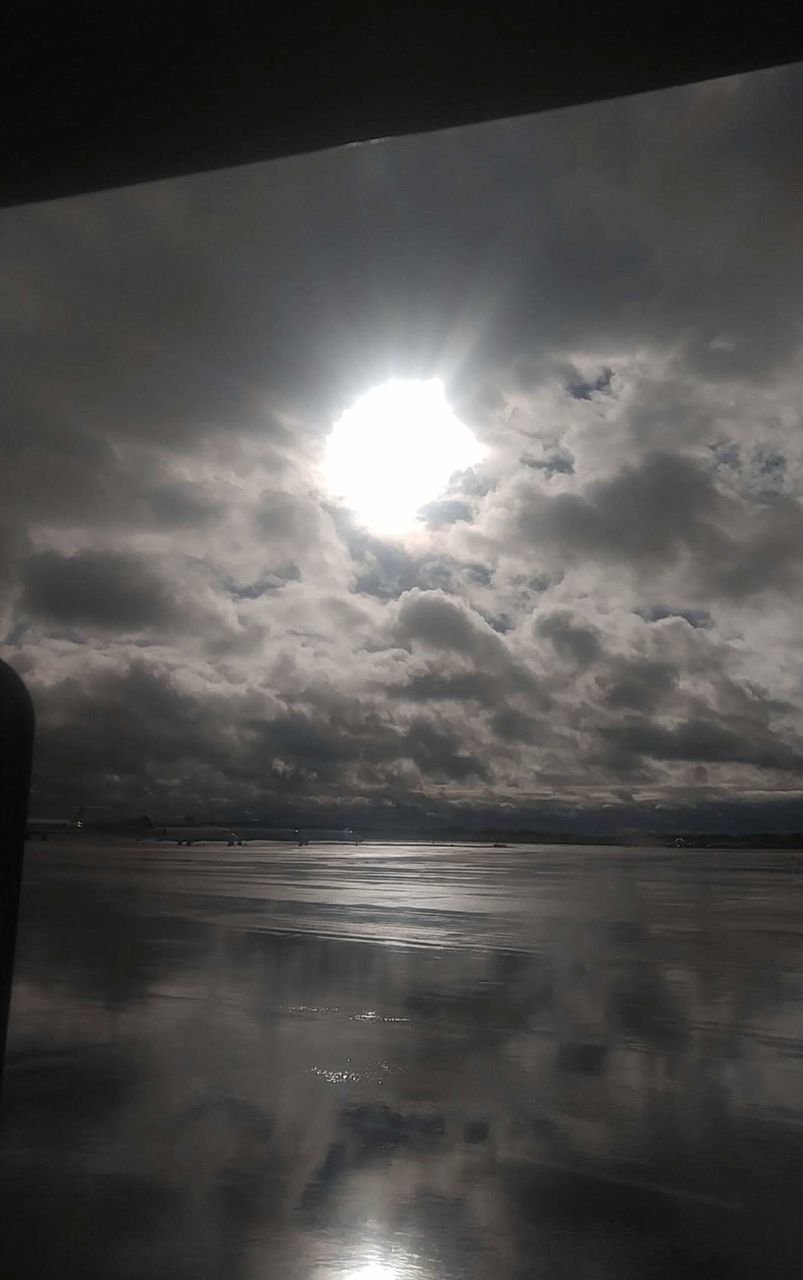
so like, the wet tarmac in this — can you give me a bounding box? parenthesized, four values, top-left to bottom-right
(1, 840, 802, 1278)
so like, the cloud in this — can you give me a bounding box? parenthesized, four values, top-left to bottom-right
(20, 549, 187, 632)
(388, 671, 502, 705)
(639, 605, 711, 629)
(522, 448, 575, 477)
(145, 481, 225, 527)
(396, 589, 498, 656)
(419, 499, 473, 527)
(403, 718, 491, 783)
(517, 452, 721, 565)
(256, 491, 321, 545)
(536, 609, 602, 667)
(490, 707, 539, 745)
(2, 62, 803, 828)
(567, 367, 614, 401)
(601, 657, 679, 712)
(599, 717, 803, 776)
(505, 447, 803, 602)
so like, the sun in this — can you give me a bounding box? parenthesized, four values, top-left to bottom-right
(323, 378, 484, 535)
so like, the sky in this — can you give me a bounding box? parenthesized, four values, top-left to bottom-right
(2, 62, 803, 832)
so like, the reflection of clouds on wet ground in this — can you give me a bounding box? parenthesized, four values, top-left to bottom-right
(2, 844, 802, 1278)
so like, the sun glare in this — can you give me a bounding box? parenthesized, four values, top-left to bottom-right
(346, 1264, 399, 1280)
(323, 379, 484, 535)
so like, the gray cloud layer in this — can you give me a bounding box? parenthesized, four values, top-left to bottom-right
(2, 62, 803, 828)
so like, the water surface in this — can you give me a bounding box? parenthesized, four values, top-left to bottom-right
(2, 841, 802, 1278)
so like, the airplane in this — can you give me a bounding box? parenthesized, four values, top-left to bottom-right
(230, 826, 301, 844)
(150, 824, 359, 847)
(298, 828, 360, 846)
(126, 815, 361, 848)
(26, 807, 85, 841)
(233, 826, 360, 846)
(148, 818, 241, 847)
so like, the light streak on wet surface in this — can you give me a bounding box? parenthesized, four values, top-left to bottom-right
(1, 840, 802, 1278)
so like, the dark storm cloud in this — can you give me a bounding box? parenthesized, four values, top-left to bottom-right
(3, 61, 803, 826)
(0, 521, 29, 590)
(28, 648, 497, 811)
(28, 661, 330, 808)
(20, 549, 187, 632)
(501, 69, 803, 383)
(388, 590, 548, 721)
(519, 452, 720, 564)
(490, 707, 539, 745)
(145, 481, 225, 527)
(703, 496, 803, 598)
(0, 431, 141, 530)
(513, 451, 803, 599)
(30, 662, 236, 796)
(0, 196, 290, 451)
(385, 652, 547, 712)
(396, 590, 496, 656)
(599, 718, 803, 776)
(248, 711, 404, 786)
(388, 671, 503, 705)
(256, 491, 318, 543)
(404, 719, 490, 783)
(600, 658, 679, 712)
(536, 610, 602, 667)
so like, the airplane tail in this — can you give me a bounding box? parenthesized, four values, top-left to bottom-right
(71, 806, 86, 827)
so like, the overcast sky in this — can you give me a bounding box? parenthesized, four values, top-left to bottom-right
(2, 63, 802, 830)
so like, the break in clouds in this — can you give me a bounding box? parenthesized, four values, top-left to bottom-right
(2, 63, 802, 831)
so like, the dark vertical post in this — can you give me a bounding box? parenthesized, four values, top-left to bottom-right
(0, 659, 34, 1099)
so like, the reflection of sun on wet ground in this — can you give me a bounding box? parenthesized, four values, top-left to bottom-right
(344, 1261, 400, 1279)
(337, 1246, 426, 1280)
(306, 1237, 425, 1280)
(3, 841, 803, 1279)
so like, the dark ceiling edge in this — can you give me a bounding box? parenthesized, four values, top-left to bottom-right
(2, 4, 803, 209)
